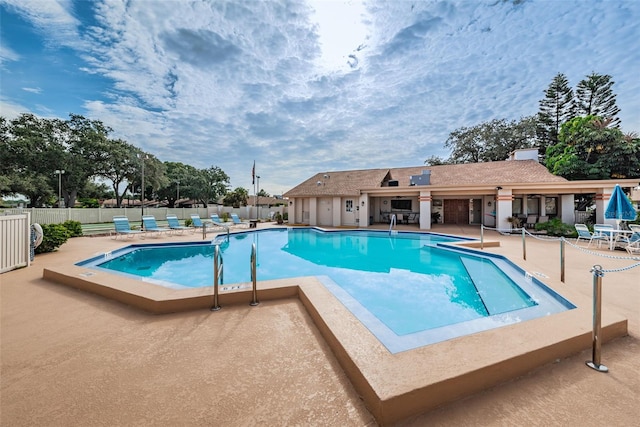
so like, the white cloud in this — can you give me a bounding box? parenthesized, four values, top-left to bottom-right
(2, 0, 639, 194)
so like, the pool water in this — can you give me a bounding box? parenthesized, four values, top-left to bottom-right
(83, 228, 574, 352)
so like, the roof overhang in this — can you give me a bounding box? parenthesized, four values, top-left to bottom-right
(359, 178, 640, 197)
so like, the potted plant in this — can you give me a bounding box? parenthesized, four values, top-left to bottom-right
(506, 216, 521, 231)
(275, 212, 284, 224)
(431, 212, 441, 224)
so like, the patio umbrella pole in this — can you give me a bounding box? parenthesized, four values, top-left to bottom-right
(586, 265, 608, 372)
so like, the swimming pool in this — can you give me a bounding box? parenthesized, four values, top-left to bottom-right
(78, 228, 574, 352)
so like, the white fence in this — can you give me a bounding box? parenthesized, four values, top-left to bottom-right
(1, 206, 287, 225)
(0, 213, 31, 273)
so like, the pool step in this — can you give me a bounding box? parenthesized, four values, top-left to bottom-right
(460, 257, 532, 315)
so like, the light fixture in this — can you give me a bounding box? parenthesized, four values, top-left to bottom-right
(289, 201, 293, 206)
(496, 186, 502, 190)
(361, 201, 365, 206)
(488, 201, 492, 207)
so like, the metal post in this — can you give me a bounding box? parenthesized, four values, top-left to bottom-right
(55, 169, 65, 208)
(138, 154, 147, 229)
(560, 238, 565, 283)
(586, 265, 608, 372)
(211, 245, 222, 311)
(522, 227, 526, 260)
(250, 242, 259, 306)
(480, 224, 484, 250)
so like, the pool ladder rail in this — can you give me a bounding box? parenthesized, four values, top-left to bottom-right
(210, 242, 259, 311)
(389, 214, 397, 235)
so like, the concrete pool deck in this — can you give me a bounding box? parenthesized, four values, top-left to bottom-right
(1, 224, 639, 425)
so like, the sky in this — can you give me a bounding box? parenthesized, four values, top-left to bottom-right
(1, 0, 639, 195)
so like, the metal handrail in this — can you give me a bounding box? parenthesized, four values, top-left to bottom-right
(389, 214, 397, 235)
(202, 221, 230, 241)
(211, 244, 223, 311)
(250, 242, 259, 306)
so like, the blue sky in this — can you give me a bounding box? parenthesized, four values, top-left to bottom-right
(2, 0, 639, 195)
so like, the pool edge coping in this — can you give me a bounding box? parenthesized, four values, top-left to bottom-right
(42, 261, 628, 426)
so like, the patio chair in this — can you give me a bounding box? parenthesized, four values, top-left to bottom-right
(112, 216, 144, 240)
(620, 224, 640, 248)
(593, 224, 614, 248)
(142, 215, 170, 237)
(525, 215, 537, 228)
(166, 215, 189, 234)
(574, 224, 608, 248)
(211, 213, 222, 223)
(190, 214, 208, 232)
(230, 213, 250, 228)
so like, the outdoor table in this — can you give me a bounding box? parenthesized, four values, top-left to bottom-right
(600, 229, 633, 251)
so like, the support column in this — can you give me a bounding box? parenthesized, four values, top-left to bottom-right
(419, 191, 432, 230)
(595, 189, 614, 226)
(309, 198, 317, 226)
(560, 194, 574, 225)
(359, 195, 369, 227)
(495, 188, 513, 231)
(332, 197, 341, 227)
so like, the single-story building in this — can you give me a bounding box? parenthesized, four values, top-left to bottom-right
(284, 149, 640, 230)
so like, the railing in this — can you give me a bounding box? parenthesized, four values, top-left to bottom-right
(210, 244, 223, 311)
(250, 243, 259, 306)
(0, 213, 31, 273)
(389, 214, 397, 235)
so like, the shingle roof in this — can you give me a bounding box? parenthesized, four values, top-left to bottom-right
(284, 169, 390, 197)
(284, 160, 567, 197)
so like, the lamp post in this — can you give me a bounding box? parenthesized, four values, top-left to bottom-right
(54, 169, 65, 208)
(138, 154, 148, 229)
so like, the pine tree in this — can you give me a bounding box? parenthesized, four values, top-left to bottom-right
(575, 73, 620, 127)
(537, 73, 575, 153)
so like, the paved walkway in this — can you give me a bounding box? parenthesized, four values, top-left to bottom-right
(1, 225, 638, 426)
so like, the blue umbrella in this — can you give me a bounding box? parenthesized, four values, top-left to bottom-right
(605, 185, 637, 226)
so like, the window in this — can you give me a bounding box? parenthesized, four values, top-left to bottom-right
(512, 198, 523, 214)
(545, 197, 557, 215)
(391, 199, 412, 211)
(345, 200, 353, 212)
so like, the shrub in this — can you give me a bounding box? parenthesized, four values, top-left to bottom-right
(62, 220, 83, 237)
(36, 223, 71, 254)
(184, 218, 193, 227)
(283, 212, 288, 221)
(221, 212, 230, 222)
(534, 218, 576, 237)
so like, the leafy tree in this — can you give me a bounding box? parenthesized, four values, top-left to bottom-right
(157, 162, 199, 208)
(126, 151, 167, 205)
(63, 114, 113, 208)
(192, 166, 230, 207)
(97, 139, 140, 207)
(0, 114, 62, 206)
(424, 155, 450, 166)
(444, 117, 538, 163)
(538, 73, 575, 152)
(223, 187, 249, 208)
(545, 115, 639, 180)
(575, 73, 620, 127)
(257, 189, 270, 197)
